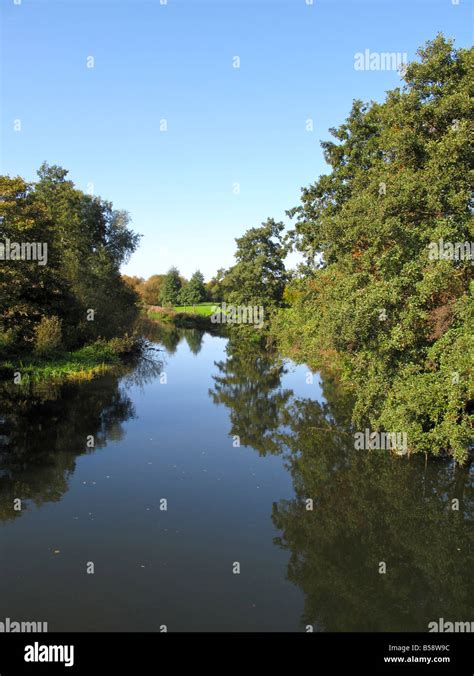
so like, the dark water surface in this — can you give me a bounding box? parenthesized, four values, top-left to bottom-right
(0, 329, 472, 631)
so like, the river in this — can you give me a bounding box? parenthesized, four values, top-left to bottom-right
(0, 327, 472, 631)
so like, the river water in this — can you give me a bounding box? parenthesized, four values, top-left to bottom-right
(0, 328, 472, 631)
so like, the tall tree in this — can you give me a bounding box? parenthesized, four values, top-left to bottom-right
(224, 218, 289, 308)
(186, 270, 206, 305)
(159, 267, 182, 305)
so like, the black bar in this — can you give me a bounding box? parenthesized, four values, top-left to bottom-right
(0, 632, 471, 675)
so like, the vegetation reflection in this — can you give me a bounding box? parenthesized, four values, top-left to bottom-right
(211, 336, 473, 631)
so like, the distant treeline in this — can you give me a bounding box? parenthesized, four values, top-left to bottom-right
(128, 214, 288, 313)
(123, 268, 211, 306)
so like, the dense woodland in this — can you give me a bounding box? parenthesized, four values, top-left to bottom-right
(1, 36, 472, 463)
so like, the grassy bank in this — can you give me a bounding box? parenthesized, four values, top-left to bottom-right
(0, 336, 140, 383)
(173, 303, 219, 316)
(147, 303, 221, 329)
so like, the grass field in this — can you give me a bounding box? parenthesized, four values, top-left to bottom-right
(173, 303, 219, 316)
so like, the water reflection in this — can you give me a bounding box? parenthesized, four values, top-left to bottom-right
(0, 330, 471, 631)
(139, 317, 209, 355)
(0, 376, 136, 522)
(212, 335, 474, 631)
(0, 347, 163, 523)
(209, 337, 292, 455)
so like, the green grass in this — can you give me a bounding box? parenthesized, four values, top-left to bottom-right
(148, 311, 172, 322)
(173, 303, 219, 316)
(0, 341, 125, 383)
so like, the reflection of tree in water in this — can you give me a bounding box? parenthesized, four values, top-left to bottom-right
(122, 343, 164, 388)
(273, 378, 474, 631)
(209, 336, 293, 455)
(209, 337, 473, 631)
(138, 318, 205, 355)
(138, 318, 181, 354)
(184, 329, 205, 355)
(273, 451, 473, 629)
(0, 374, 136, 523)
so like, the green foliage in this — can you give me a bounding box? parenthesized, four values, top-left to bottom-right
(0, 164, 142, 354)
(178, 284, 194, 307)
(272, 35, 473, 463)
(0, 333, 145, 383)
(71, 340, 120, 364)
(106, 334, 142, 356)
(223, 218, 289, 309)
(159, 267, 182, 306)
(206, 268, 226, 302)
(185, 270, 207, 304)
(0, 328, 15, 353)
(33, 315, 62, 356)
(210, 337, 473, 629)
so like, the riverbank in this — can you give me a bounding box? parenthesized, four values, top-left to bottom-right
(146, 304, 223, 331)
(0, 336, 141, 384)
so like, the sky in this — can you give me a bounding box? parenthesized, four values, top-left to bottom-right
(1, 0, 472, 281)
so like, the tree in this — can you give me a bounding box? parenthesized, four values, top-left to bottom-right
(272, 35, 473, 463)
(0, 164, 142, 352)
(33, 163, 142, 344)
(186, 270, 206, 305)
(140, 275, 166, 305)
(206, 268, 226, 302)
(0, 173, 78, 349)
(178, 283, 194, 307)
(224, 218, 289, 308)
(159, 267, 182, 306)
(122, 275, 144, 293)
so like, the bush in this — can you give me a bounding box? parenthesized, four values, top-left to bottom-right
(73, 339, 115, 362)
(107, 334, 141, 356)
(34, 316, 63, 356)
(73, 336, 141, 363)
(0, 328, 15, 354)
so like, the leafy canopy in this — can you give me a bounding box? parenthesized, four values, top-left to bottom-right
(273, 35, 473, 463)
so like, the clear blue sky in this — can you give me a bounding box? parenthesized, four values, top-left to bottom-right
(1, 0, 472, 280)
